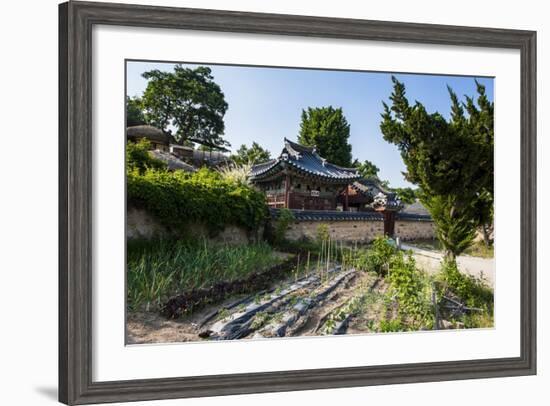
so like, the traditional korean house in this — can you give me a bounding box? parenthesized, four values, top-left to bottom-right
(336, 178, 404, 236)
(250, 138, 361, 211)
(338, 178, 402, 212)
(251, 138, 409, 237)
(371, 191, 403, 237)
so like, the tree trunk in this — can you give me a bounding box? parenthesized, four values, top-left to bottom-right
(444, 250, 455, 263)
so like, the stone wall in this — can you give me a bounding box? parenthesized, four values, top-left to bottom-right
(127, 206, 169, 240)
(285, 220, 385, 243)
(127, 206, 260, 245)
(285, 219, 435, 243)
(394, 220, 436, 241)
(128, 205, 436, 244)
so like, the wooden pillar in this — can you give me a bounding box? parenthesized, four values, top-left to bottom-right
(284, 173, 291, 208)
(383, 210, 396, 237)
(344, 185, 349, 211)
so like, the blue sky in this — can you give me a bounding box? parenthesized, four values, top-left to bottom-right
(126, 61, 493, 188)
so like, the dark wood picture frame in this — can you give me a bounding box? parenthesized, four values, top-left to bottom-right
(59, 1, 537, 404)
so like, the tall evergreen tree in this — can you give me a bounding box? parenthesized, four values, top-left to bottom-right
(355, 159, 380, 179)
(298, 106, 353, 167)
(380, 76, 493, 260)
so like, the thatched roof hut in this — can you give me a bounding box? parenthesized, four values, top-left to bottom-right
(126, 125, 168, 145)
(401, 200, 430, 216)
(149, 150, 197, 172)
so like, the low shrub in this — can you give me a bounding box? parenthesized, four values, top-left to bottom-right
(348, 236, 397, 275)
(388, 252, 434, 329)
(127, 166, 268, 233)
(273, 208, 295, 244)
(437, 259, 493, 310)
(126, 139, 167, 173)
(316, 224, 330, 244)
(379, 317, 406, 333)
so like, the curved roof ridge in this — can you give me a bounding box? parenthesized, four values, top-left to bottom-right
(249, 158, 280, 177)
(253, 158, 278, 169)
(251, 138, 361, 182)
(327, 162, 360, 172)
(357, 177, 392, 193)
(284, 138, 316, 154)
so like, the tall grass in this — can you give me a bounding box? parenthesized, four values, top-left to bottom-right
(217, 162, 252, 186)
(127, 239, 281, 311)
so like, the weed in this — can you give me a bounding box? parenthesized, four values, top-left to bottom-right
(127, 239, 282, 311)
(250, 311, 270, 330)
(217, 308, 231, 322)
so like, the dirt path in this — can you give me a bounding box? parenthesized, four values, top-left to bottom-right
(401, 243, 495, 287)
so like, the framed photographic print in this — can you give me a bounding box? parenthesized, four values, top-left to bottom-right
(59, 1, 536, 404)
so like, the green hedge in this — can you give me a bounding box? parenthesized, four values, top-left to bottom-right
(126, 139, 167, 173)
(127, 166, 268, 233)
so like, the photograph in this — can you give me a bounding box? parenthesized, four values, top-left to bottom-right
(124, 61, 495, 344)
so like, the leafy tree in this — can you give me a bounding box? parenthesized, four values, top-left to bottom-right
(198, 144, 214, 152)
(140, 65, 229, 150)
(355, 159, 380, 179)
(352, 159, 417, 204)
(380, 76, 493, 260)
(392, 187, 418, 205)
(298, 106, 353, 167)
(126, 96, 146, 127)
(231, 142, 271, 165)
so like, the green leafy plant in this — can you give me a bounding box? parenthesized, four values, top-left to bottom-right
(316, 224, 330, 244)
(379, 317, 405, 333)
(273, 208, 295, 244)
(230, 142, 272, 165)
(387, 252, 433, 329)
(217, 308, 231, 322)
(250, 311, 270, 330)
(126, 139, 167, 174)
(345, 237, 397, 275)
(127, 166, 268, 233)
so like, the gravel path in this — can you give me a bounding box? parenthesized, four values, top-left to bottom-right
(400, 243, 495, 287)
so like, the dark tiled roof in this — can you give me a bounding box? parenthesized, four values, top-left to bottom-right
(270, 209, 432, 222)
(350, 178, 391, 196)
(352, 178, 403, 212)
(401, 200, 430, 216)
(396, 212, 433, 222)
(270, 208, 383, 222)
(250, 138, 360, 183)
